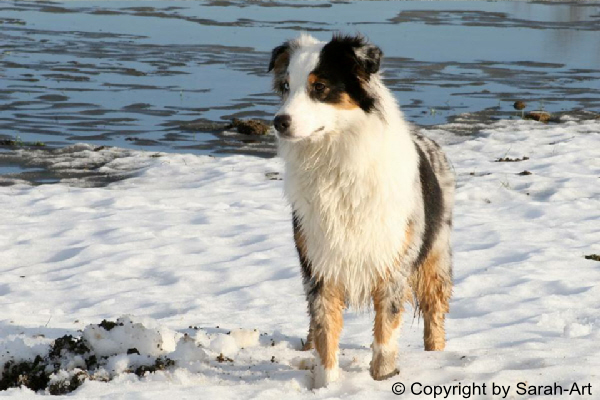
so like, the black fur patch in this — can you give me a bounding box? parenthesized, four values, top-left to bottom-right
(268, 42, 291, 73)
(292, 212, 321, 298)
(414, 145, 444, 268)
(310, 35, 381, 113)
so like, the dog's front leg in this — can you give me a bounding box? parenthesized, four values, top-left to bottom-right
(309, 280, 344, 389)
(370, 277, 408, 380)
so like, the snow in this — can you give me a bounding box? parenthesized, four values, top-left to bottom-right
(229, 329, 260, 349)
(209, 334, 239, 357)
(1, 118, 599, 398)
(82, 316, 170, 358)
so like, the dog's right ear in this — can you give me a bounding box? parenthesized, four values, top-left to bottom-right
(268, 42, 291, 73)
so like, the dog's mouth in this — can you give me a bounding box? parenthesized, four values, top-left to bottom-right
(277, 126, 325, 142)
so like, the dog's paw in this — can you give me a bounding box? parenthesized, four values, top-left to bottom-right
(370, 366, 399, 381)
(301, 337, 314, 351)
(369, 353, 399, 381)
(313, 365, 340, 389)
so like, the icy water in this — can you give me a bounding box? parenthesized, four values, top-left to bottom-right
(1, 0, 600, 159)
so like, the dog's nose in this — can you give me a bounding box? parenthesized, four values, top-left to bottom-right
(274, 114, 292, 133)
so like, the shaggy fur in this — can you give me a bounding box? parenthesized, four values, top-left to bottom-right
(269, 33, 455, 388)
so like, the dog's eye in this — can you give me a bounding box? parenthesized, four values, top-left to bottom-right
(282, 82, 290, 92)
(313, 82, 326, 93)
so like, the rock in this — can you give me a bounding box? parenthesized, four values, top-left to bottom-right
(513, 101, 526, 111)
(229, 118, 270, 136)
(524, 111, 554, 123)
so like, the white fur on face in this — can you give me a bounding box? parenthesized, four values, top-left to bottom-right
(275, 37, 364, 142)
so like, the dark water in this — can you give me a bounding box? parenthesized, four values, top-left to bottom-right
(1, 0, 599, 161)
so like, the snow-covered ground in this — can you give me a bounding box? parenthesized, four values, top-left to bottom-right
(1, 117, 599, 399)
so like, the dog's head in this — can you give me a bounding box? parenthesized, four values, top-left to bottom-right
(268, 34, 382, 142)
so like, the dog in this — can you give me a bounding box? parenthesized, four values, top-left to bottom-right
(268, 34, 455, 388)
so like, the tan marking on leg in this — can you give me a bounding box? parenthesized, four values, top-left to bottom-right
(410, 250, 452, 351)
(372, 222, 414, 348)
(313, 283, 345, 369)
(369, 278, 411, 381)
(424, 311, 446, 351)
(372, 285, 402, 346)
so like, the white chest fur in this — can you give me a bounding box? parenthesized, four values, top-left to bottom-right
(280, 120, 418, 307)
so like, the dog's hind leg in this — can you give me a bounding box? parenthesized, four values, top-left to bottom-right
(370, 275, 409, 380)
(310, 281, 344, 388)
(413, 246, 452, 351)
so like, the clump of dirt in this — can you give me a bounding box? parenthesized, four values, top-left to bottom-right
(495, 156, 529, 162)
(216, 353, 234, 363)
(99, 319, 124, 331)
(0, 321, 175, 395)
(265, 172, 281, 181)
(524, 111, 559, 123)
(0, 335, 95, 393)
(0, 356, 49, 392)
(584, 254, 600, 262)
(134, 357, 175, 377)
(47, 371, 89, 395)
(228, 118, 270, 135)
(517, 170, 532, 175)
(49, 335, 91, 358)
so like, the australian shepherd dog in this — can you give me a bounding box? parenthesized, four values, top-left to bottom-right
(268, 34, 455, 388)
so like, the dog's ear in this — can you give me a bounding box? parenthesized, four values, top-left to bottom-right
(327, 34, 383, 77)
(355, 43, 383, 75)
(268, 42, 291, 73)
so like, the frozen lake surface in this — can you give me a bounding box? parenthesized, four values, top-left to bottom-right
(1, 0, 599, 157)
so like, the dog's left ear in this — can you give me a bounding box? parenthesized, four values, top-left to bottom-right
(329, 35, 383, 76)
(268, 42, 291, 73)
(355, 42, 383, 75)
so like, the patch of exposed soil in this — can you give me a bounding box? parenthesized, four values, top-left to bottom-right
(584, 254, 600, 262)
(0, 320, 175, 395)
(495, 156, 530, 163)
